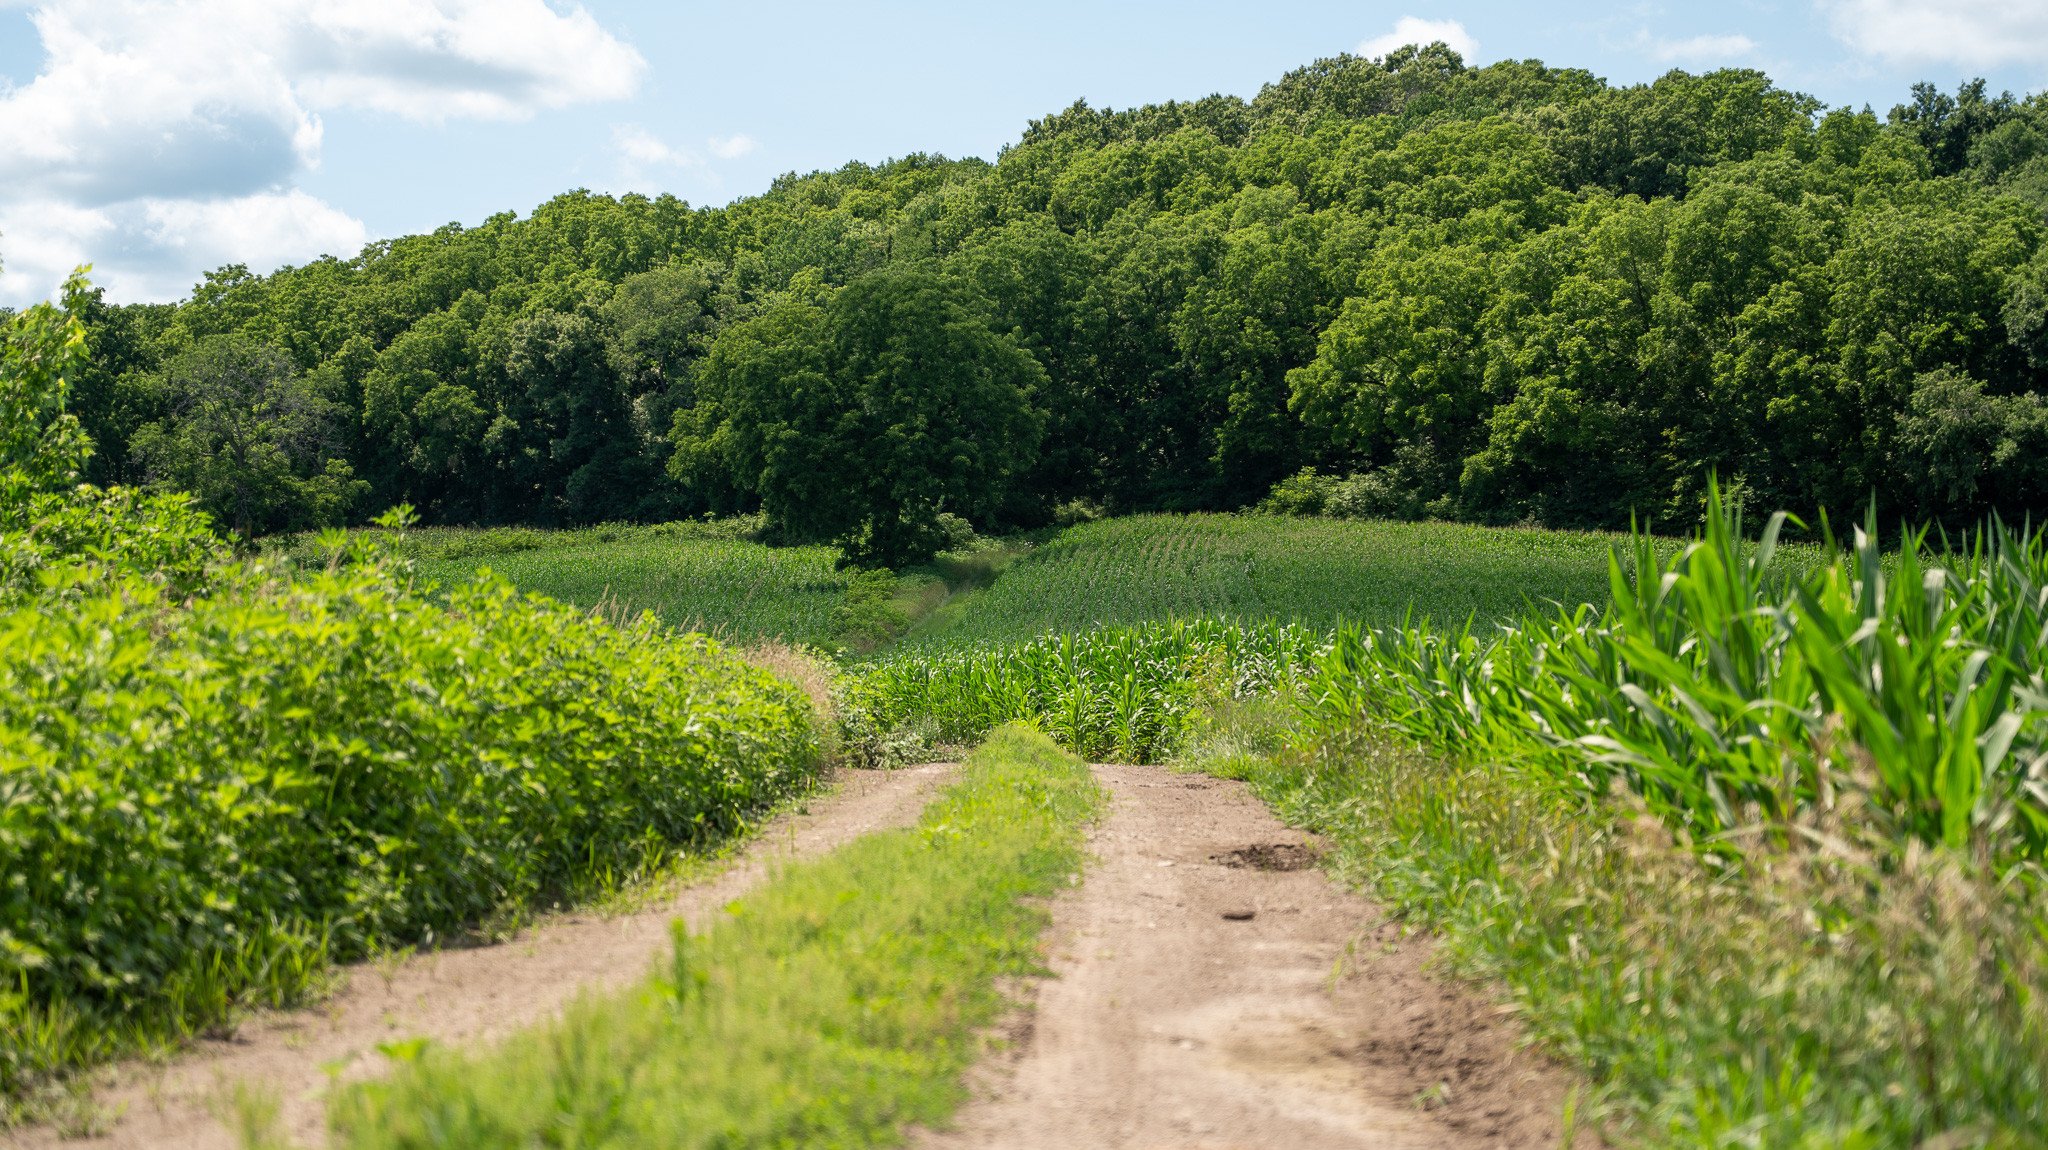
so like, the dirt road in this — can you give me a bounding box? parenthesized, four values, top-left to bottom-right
(919, 764, 1577, 1150)
(9, 763, 956, 1150)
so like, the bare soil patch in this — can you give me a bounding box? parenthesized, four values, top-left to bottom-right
(7, 764, 956, 1150)
(918, 764, 1582, 1150)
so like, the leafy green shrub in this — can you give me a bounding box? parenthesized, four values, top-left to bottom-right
(0, 549, 823, 1101)
(1260, 466, 1425, 522)
(0, 484, 224, 604)
(1255, 467, 1336, 516)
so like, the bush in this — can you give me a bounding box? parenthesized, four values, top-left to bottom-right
(1255, 467, 1336, 516)
(1258, 467, 1426, 522)
(0, 543, 823, 1101)
(1325, 469, 1424, 521)
(0, 484, 224, 604)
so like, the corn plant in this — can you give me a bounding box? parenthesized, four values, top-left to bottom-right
(855, 618, 1320, 762)
(1300, 486, 2048, 859)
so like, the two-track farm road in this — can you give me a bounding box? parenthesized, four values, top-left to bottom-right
(920, 764, 1580, 1150)
(5, 763, 957, 1150)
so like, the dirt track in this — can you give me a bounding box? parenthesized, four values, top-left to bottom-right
(19, 759, 1579, 1149)
(7, 763, 955, 1150)
(918, 764, 1577, 1150)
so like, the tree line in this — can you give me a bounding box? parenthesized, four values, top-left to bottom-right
(35, 46, 2048, 564)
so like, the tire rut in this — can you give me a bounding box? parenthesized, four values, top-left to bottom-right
(8, 763, 956, 1150)
(918, 764, 1581, 1150)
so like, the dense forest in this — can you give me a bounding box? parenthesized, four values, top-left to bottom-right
(35, 46, 2048, 562)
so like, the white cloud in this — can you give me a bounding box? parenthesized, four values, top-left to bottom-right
(287, 0, 645, 122)
(1648, 32, 1758, 64)
(140, 190, 369, 276)
(1, 190, 367, 303)
(0, 0, 644, 305)
(1358, 16, 1478, 62)
(614, 125, 696, 169)
(707, 133, 758, 160)
(1820, 0, 2048, 67)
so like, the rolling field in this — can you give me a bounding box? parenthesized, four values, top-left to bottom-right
(900, 513, 1632, 650)
(308, 522, 860, 648)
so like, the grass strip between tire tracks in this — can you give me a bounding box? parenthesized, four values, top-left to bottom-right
(322, 725, 1104, 1149)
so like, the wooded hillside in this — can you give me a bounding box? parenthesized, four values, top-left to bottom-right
(53, 48, 2048, 558)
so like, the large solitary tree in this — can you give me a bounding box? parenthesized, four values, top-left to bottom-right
(674, 266, 1045, 567)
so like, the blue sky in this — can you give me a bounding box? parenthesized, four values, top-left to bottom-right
(2, 1, 2045, 306)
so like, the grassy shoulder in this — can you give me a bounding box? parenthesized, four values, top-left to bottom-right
(324, 725, 1105, 1149)
(1180, 706, 2048, 1148)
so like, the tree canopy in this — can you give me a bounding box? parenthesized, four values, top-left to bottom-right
(678, 265, 1044, 565)
(30, 48, 2048, 552)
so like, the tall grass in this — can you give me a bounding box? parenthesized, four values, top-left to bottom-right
(1188, 723, 2048, 1147)
(326, 726, 1104, 1149)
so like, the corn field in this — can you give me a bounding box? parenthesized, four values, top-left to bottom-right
(856, 619, 1322, 762)
(1299, 491, 2048, 860)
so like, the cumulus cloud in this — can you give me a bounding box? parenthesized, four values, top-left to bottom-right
(1647, 32, 1758, 65)
(1359, 16, 1478, 62)
(0, 190, 368, 303)
(0, 0, 645, 305)
(1820, 0, 2048, 67)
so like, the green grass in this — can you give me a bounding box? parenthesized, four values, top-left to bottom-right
(899, 513, 1631, 650)
(277, 520, 858, 648)
(324, 725, 1104, 1149)
(415, 532, 850, 648)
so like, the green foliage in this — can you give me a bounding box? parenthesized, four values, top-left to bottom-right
(327, 725, 1103, 1149)
(64, 59, 2048, 538)
(899, 513, 1626, 650)
(1296, 487, 2048, 861)
(0, 270, 94, 508)
(0, 539, 822, 1102)
(0, 484, 224, 605)
(678, 264, 1045, 566)
(1203, 731, 2048, 1147)
(127, 335, 364, 537)
(856, 618, 1319, 762)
